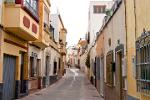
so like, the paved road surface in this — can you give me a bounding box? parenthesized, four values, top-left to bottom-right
(18, 68, 103, 100)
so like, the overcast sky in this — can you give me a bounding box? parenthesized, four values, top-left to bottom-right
(51, 0, 112, 46)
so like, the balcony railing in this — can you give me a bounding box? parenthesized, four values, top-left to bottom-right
(5, 0, 39, 21)
(23, 0, 39, 21)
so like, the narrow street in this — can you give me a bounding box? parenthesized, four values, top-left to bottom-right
(18, 68, 103, 100)
(0, 0, 149, 100)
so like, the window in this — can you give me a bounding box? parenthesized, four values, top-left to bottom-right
(30, 57, 34, 77)
(44, 7, 49, 25)
(93, 5, 106, 14)
(136, 31, 150, 95)
(106, 51, 115, 86)
(30, 56, 38, 77)
(50, 25, 55, 40)
(23, 0, 38, 19)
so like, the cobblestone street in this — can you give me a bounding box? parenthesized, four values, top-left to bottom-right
(18, 68, 103, 100)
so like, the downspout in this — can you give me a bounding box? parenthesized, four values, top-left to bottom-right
(124, 0, 127, 57)
(133, 0, 137, 39)
(124, 0, 128, 95)
(124, 0, 138, 97)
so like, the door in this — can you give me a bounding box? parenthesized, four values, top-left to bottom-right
(3, 54, 16, 100)
(20, 52, 25, 93)
(58, 58, 61, 70)
(37, 59, 41, 89)
(45, 56, 50, 86)
(37, 59, 41, 77)
(53, 61, 57, 74)
(100, 57, 104, 96)
(116, 52, 123, 100)
(45, 56, 50, 76)
(94, 58, 97, 87)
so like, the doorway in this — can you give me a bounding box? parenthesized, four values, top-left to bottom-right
(3, 54, 16, 100)
(94, 58, 97, 87)
(53, 61, 57, 74)
(100, 56, 104, 96)
(20, 52, 25, 93)
(45, 56, 50, 76)
(116, 51, 123, 100)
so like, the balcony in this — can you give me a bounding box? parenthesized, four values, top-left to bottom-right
(32, 30, 50, 48)
(32, 26, 50, 49)
(59, 41, 66, 55)
(4, 3, 39, 41)
(60, 47, 66, 55)
(49, 38, 58, 50)
(32, 23, 56, 49)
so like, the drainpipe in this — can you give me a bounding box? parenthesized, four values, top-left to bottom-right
(124, 0, 138, 96)
(133, 0, 137, 39)
(124, 0, 127, 54)
(124, 0, 128, 97)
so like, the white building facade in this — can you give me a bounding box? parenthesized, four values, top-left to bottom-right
(87, 0, 114, 89)
(88, 1, 113, 47)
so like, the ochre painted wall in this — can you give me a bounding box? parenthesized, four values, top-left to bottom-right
(126, 0, 150, 99)
(0, 31, 28, 82)
(96, 33, 104, 57)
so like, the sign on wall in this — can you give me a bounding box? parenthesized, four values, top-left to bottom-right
(0, 0, 2, 24)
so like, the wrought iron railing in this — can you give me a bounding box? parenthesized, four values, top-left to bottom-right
(5, 0, 39, 20)
(137, 79, 150, 96)
(23, 0, 38, 19)
(136, 31, 150, 96)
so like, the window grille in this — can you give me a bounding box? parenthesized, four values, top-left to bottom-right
(136, 31, 150, 96)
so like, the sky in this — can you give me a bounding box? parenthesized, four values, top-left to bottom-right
(51, 0, 111, 46)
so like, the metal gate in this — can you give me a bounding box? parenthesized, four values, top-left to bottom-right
(3, 54, 16, 100)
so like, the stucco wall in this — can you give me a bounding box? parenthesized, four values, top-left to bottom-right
(41, 47, 60, 76)
(0, 31, 28, 82)
(103, 2, 126, 100)
(51, 14, 59, 42)
(28, 45, 43, 76)
(80, 51, 88, 74)
(88, 1, 113, 47)
(96, 32, 104, 56)
(49, 47, 60, 76)
(126, 0, 150, 99)
(104, 2, 126, 83)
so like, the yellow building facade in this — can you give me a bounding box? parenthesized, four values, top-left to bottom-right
(0, 0, 40, 99)
(28, 0, 51, 90)
(59, 27, 67, 76)
(125, 0, 150, 100)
